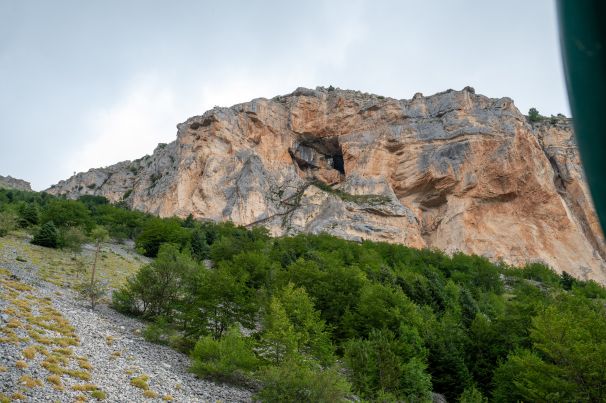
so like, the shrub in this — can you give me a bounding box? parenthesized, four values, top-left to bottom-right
(190, 327, 258, 383)
(41, 199, 93, 229)
(135, 218, 188, 257)
(58, 226, 87, 253)
(32, 221, 59, 248)
(255, 359, 351, 403)
(20, 203, 39, 226)
(0, 211, 17, 237)
(111, 244, 199, 317)
(528, 107, 542, 123)
(344, 328, 431, 401)
(143, 317, 176, 345)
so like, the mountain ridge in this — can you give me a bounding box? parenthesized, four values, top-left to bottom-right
(46, 86, 606, 282)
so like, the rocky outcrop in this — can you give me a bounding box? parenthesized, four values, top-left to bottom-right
(0, 175, 31, 191)
(46, 87, 606, 282)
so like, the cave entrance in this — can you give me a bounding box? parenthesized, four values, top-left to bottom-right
(290, 135, 346, 183)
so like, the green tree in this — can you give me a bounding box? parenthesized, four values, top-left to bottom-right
(182, 213, 195, 228)
(190, 228, 210, 261)
(58, 226, 87, 253)
(276, 283, 335, 365)
(82, 226, 109, 310)
(190, 326, 258, 383)
(32, 221, 59, 248)
(0, 210, 18, 237)
(493, 296, 606, 402)
(259, 297, 298, 365)
(20, 203, 39, 226)
(256, 359, 351, 403)
(458, 385, 488, 403)
(344, 328, 431, 401)
(41, 199, 93, 229)
(135, 218, 187, 257)
(113, 243, 199, 317)
(528, 107, 542, 122)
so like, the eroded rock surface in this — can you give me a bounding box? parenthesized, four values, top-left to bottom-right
(46, 87, 606, 282)
(0, 175, 31, 191)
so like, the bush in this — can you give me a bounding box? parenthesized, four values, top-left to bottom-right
(528, 107, 542, 122)
(0, 211, 18, 237)
(191, 327, 258, 383)
(20, 203, 39, 226)
(111, 244, 199, 318)
(143, 317, 176, 345)
(135, 218, 188, 257)
(32, 221, 59, 248)
(41, 199, 93, 229)
(344, 328, 431, 401)
(255, 359, 351, 403)
(58, 226, 87, 252)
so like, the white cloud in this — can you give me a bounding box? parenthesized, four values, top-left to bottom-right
(65, 72, 180, 175)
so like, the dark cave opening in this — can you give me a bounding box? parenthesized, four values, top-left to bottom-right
(290, 135, 346, 178)
(331, 152, 345, 175)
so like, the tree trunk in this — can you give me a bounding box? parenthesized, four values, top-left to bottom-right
(90, 240, 100, 309)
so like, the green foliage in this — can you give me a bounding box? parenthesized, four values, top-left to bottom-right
(135, 218, 188, 257)
(4, 189, 605, 401)
(191, 327, 259, 383)
(0, 210, 18, 237)
(255, 359, 351, 403)
(259, 297, 298, 365)
(58, 226, 87, 252)
(112, 244, 198, 318)
(41, 199, 93, 229)
(20, 203, 39, 226)
(345, 329, 431, 401)
(458, 385, 488, 403)
(493, 296, 606, 402)
(190, 228, 210, 261)
(32, 221, 59, 248)
(560, 270, 575, 290)
(528, 107, 543, 122)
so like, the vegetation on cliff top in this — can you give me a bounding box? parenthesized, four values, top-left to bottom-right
(1, 187, 605, 402)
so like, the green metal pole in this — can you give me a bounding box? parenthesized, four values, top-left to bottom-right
(557, 1, 606, 233)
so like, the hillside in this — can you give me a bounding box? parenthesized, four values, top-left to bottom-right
(0, 176, 31, 192)
(1, 189, 605, 401)
(46, 87, 606, 283)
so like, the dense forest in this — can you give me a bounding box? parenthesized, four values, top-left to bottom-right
(1, 188, 605, 402)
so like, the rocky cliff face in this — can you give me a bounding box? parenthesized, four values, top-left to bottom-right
(0, 175, 32, 191)
(47, 87, 606, 282)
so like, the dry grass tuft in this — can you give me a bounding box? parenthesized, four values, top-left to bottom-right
(22, 345, 37, 360)
(19, 374, 42, 388)
(143, 390, 158, 398)
(15, 360, 27, 369)
(130, 374, 150, 390)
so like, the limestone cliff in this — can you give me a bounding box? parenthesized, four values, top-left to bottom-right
(47, 87, 606, 282)
(0, 175, 32, 191)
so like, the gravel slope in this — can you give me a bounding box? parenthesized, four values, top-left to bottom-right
(0, 241, 253, 402)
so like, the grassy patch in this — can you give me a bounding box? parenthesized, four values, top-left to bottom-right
(19, 375, 42, 388)
(311, 180, 391, 205)
(91, 389, 107, 400)
(130, 374, 150, 390)
(143, 390, 158, 398)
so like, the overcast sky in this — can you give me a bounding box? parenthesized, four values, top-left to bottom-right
(1, 0, 568, 190)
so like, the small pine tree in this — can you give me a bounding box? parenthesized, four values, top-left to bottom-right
(560, 271, 575, 290)
(32, 221, 58, 248)
(190, 229, 210, 261)
(21, 203, 39, 226)
(182, 213, 195, 228)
